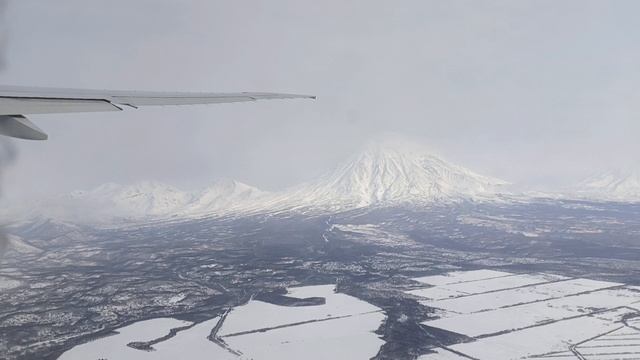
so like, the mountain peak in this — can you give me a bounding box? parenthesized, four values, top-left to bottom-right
(287, 140, 508, 208)
(184, 179, 266, 214)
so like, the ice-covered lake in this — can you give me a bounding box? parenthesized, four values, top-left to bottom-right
(59, 284, 385, 360)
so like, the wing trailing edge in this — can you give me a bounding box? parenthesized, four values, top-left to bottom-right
(0, 86, 315, 140)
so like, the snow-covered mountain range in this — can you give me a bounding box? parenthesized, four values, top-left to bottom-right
(4, 141, 511, 223)
(572, 170, 640, 202)
(5, 179, 267, 223)
(5, 141, 640, 224)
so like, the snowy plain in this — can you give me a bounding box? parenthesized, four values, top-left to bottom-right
(59, 285, 385, 360)
(413, 269, 640, 360)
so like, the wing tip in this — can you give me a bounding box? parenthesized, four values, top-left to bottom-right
(282, 93, 317, 100)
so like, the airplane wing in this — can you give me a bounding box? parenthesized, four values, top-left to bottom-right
(0, 86, 315, 140)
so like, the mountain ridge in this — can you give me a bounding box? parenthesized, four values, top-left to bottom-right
(572, 170, 640, 202)
(3, 142, 514, 223)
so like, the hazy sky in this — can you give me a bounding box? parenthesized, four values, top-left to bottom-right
(1, 0, 640, 200)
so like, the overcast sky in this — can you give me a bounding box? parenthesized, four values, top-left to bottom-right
(1, 0, 640, 200)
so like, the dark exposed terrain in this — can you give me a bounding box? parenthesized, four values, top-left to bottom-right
(2, 199, 640, 359)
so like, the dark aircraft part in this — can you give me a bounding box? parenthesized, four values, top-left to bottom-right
(0, 115, 48, 140)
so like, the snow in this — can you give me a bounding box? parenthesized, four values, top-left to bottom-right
(70, 181, 192, 218)
(277, 140, 508, 209)
(150, 317, 237, 360)
(408, 273, 564, 300)
(413, 269, 514, 286)
(418, 348, 472, 360)
(11, 142, 640, 223)
(422, 278, 620, 314)
(410, 269, 640, 360)
(223, 312, 385, 360)
(180, 179, 266, 215)
(58, 317, 197, 360)
(8, 179, 267, 223)
(59, 317, 238, 360)
(218, 284, 385, 359)
(424, 288, 637, 337)
(61, 285, 385, 360)
(331, 223, 416, 246)
(218, 284, 380, 336)
(167, 293, 186, 304)
(570, 325, 640, 360)
(446, 307, 636, 360)
(573, 169, 640, 202)
(6, 140, 511, 223)
(5, 235, 42, 254)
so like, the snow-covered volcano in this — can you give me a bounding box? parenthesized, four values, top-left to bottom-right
(574, 170, 640, 202)
(278, 141, 509, 209)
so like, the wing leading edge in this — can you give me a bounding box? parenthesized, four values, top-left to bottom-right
(0, 86, 315, 140)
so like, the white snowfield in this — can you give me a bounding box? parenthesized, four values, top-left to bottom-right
(414, 269, 640, 360)
(57, 317, 237, 360)
(218, 284, 380, 336)
(566, 322, 640, 360)
(59, 285, 385, 360)
(412, 269, 513, 286)
(408, 272, 566, 301)
(423, 278, 621, 314)
(217, 284, 385, 360)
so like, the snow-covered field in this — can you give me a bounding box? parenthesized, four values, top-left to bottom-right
(413, 269, 512, 286)
(219, 285, 380, 336)
(59, 285, 384, 360)
(420, 278, 619, 314)
(54, 270, 640, 360)
(222, 311, 384, 360)
(414, 269, 640, 360)
(57, 317, 230, 360)
(218, 284, 385, 360)
(408, 272, 565, 301)
(565, 323, 640, 360)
